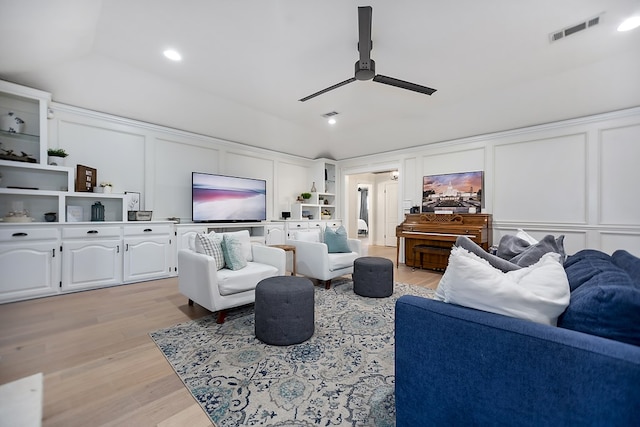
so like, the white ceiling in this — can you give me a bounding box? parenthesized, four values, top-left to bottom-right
(1, 0, 639, 160)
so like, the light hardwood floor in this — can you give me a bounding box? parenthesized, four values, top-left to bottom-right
(0, 244, 442, 426)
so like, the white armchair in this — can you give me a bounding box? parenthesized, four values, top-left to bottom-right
(178, 230, 286, 323)
(286, 228, 362, 289)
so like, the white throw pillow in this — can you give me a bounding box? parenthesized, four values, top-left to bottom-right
(292, 230, 321, 243)
(435, 246, 570, 326)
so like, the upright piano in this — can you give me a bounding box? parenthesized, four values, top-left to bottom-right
(396, 213, 492, 270)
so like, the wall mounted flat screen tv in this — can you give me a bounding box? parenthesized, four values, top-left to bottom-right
(422, 170, 483, 213)
(192, 172, 267, 222)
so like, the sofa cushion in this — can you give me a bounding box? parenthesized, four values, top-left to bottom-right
(222, 233, 248, 270)
(324, 225, 351, 253)
(559, 253, 640, 346)
(612, 250, 640, 284)
(564, 250, 616, 292)
(455, 236, 521, 272)
(217, 262, 279, 296)
(195, 232, 225, 270)
(435, 246, 570, 325)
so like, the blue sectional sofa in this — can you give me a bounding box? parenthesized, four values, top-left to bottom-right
(395, 249, 640, 426)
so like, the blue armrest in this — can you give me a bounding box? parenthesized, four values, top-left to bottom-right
(395, 295, 640, 426)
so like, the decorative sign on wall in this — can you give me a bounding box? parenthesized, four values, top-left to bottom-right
(75, 164, 97, 192)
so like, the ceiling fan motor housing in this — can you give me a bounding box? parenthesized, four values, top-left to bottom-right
(355, 59, 375, 81)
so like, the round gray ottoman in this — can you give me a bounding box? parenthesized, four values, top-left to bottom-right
(353, 256, 394, 297)
(254, 276, 315, 346)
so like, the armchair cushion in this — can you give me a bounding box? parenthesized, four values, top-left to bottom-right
(222, 233, 248, 270)
(329, 251, 360, 271)
(195, 233, 225, 270)
(223, 230, 253, 261)
(217, 262, 280, 295)
(324, 225, 351, 253)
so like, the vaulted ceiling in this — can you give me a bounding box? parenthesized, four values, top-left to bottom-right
(1, 0, 639, 160)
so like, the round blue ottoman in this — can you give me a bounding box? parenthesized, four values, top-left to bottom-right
(353, 256, 394, 297)
(254, 276, 315, 345)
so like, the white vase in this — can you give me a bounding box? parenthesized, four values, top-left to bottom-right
(0, 111, 25, 133)
(48, 155, 65, 166)
(103, 186, 112, 194)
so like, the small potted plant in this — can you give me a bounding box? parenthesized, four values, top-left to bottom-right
(47, 148, 68, 166)
(301, 192, 312, 202)
(100, 182, 113, 194)
(321, 209, 332, 220)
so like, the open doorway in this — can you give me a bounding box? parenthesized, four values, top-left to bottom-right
(344, 168, 400, 247)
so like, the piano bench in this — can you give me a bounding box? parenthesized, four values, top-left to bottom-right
(413, 244, 450, 270)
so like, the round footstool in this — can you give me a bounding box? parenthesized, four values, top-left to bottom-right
(353, 256, 394, 297)
(254, 276, 315, 345)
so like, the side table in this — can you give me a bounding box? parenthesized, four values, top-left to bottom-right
(269, 244, 297, 276)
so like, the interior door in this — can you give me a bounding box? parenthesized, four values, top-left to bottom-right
(384, 182, 398, 246)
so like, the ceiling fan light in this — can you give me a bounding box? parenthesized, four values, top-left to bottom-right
(163, 49, 182, 61)
(617, 16, 640, 32)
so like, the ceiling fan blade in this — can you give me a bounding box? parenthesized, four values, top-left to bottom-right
(373, 74, 437, 96)
(298, 77, 356, 102)
(357, 6, 373, 65)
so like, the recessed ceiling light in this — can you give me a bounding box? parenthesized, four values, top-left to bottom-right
(617, 16, 640, 32)
(163, 49, 182, 61)
(328, 118, 337, 125)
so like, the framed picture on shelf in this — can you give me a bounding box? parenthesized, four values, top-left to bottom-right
(75, 164, 97, 192)
(124, 191, 140, 211)
(66, 205, 84, 222)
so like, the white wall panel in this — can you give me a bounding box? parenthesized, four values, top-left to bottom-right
(421, 148, 484, 176)
(58, 120, 145, 195)
(277, 162, 310, 214)
(600, 232, 640, 257)
(494, 134, 586, 224)
(599, 124, 640, 226)
(153, 137, 220, 220)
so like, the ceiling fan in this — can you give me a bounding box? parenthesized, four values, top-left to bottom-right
(299, 5, 437, 102)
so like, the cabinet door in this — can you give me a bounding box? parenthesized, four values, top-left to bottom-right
(61, 239, 122, 291)
(0, 241, 59, 303)
(265, 226, 285, 245)
(123, 236, 171, 282)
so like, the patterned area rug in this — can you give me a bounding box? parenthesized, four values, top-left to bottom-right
(150, 280, 435, 426)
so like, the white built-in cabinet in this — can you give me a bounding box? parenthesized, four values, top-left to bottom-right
(61, 225, 122, 291)
(0, 227, 60, 302)
(123, 224, 172, 282)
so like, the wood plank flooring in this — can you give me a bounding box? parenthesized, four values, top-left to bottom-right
(0, 244, 442, 426)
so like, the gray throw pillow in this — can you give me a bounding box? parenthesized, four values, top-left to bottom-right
(499, 234, 566, 267)
(455, 236, 522, 272)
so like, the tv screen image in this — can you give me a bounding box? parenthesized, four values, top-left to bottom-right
(422, 170, 483, 213)
(192, 172, 267, 222)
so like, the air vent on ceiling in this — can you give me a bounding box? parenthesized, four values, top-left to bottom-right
(322, 111, 339, 118)
(549, 13, 602, 43)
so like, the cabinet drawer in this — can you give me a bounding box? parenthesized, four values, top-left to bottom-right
(287, 222, 309, 230)
(63, 226, 122, 239)
(0, 227, 60, 242)
(308, 221, 324, 230)
(124, 224, 171, 236)
(325, 220, 342, 228)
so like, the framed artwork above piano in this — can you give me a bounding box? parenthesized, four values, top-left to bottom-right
(396, 213, 493, 271)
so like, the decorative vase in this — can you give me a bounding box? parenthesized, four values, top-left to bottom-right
(103, 186, 112, 194)
(310, 182, 317, 192)
(0, 111, 25, 133)
(48, 155, 65, 166)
